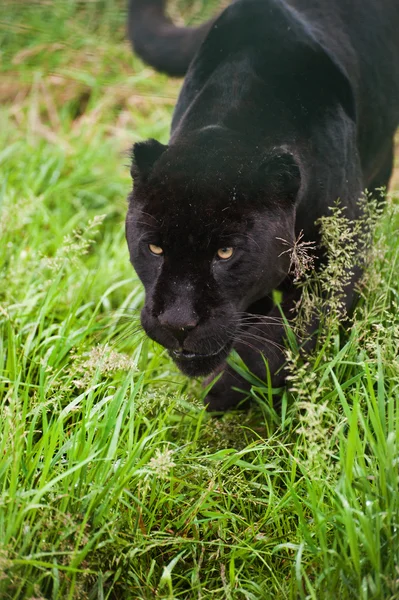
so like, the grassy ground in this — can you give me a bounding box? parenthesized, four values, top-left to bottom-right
(1, 1, 399, 598)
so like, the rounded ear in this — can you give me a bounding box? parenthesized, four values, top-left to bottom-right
(260, 151, 301, 202)
(131, 138, 168, 180)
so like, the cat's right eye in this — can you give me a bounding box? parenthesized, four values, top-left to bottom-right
(148, 244, 163, 256)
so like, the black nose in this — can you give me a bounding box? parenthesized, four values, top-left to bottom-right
(158, 310, 198, 345)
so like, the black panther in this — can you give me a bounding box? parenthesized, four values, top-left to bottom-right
(125, 0, 399, 410)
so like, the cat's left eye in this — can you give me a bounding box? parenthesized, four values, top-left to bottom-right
(217, 247, 234, 260)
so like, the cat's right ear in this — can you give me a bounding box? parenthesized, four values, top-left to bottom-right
(131, 139, 168, 180)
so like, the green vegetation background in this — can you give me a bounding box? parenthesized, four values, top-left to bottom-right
(1, 1, 399, 598)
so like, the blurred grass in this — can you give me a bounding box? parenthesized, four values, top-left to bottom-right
(0, 1, 399, 599)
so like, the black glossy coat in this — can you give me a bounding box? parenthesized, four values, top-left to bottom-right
(126, 0, 399, 410)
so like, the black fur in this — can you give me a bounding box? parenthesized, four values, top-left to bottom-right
(127, 0, 217, 76)
(126, 0, 399, 410)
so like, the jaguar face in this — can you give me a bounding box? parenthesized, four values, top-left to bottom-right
(126, 129, 300, 376)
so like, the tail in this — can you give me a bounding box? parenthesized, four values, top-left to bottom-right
(127, 0, 218, 77)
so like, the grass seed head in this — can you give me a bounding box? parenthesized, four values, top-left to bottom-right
(147, 447, 176, 479)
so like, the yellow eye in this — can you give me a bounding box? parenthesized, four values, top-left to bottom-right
(217, 247, 234, 260)
(148, 244, 163, 256)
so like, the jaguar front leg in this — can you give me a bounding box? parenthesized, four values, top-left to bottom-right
(204, 288, 300, 411)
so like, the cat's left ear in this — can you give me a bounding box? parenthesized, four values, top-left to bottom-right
(131, 138, 168, 180)
(259, 151, 301, 202)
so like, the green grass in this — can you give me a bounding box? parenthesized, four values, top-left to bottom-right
(1, 1, 399, 598)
